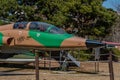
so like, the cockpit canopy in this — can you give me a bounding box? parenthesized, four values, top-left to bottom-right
(13, 22, 66, 34)
(13, 22, 28, 29)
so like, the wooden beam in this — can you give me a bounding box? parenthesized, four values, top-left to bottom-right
(108, 50, 114, 80)
(34, 50, 39, 80)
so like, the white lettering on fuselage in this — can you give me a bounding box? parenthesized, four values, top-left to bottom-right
(19, 31, 22, 35)
(36, 33, 40, 37)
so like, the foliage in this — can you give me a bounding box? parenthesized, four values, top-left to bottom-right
(69, 49, 92, 61)
(0, 20, 5, 25)
(99, 48, 120, 61)
(0, 0, 117, 38)
(111, 48, 120, 56)
(0, 0, 18, 21)
(0, 20, 11, 25)
(111, 48, 120, 61)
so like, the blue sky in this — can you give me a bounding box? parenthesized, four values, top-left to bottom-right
(102, 0, 120, 11)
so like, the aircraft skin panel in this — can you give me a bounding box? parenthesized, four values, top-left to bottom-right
(0, 32, 15, 46)
(0, 30, 44, 47)
(61, 36, 86, 48)
(0, 32, 3, 46)
(0, 21, 107, 50)
(0, 24, 13, 31)
(0, 29, 104, 49)
(29, 30, 73, 48)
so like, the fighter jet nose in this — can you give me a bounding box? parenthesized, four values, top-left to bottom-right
(86, 40, 105, 48)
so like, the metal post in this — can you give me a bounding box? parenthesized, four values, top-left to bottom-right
(60, 51, 63, 66)
(97, 60, 99, 72)
(44, 53, 46, 68)
(95, 59, 99, 72)
(35, 50, 39, 80)
(49, 51, 51, 70)
(94, 48, 100, 72)
(108, 50, 114, 80)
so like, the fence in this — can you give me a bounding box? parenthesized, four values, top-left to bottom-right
(0, 50, 120, 80)
(37, 51, 120, 80)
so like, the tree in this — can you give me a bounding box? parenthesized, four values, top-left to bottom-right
(35, 0, 116, 38)
(77, 0, 116, 38)
(0, 0, 117, 39)
(0, 0, 18, 21)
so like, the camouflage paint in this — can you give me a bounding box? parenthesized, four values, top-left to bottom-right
(29, 31, 73, 47)
(0, 32, 3, 46)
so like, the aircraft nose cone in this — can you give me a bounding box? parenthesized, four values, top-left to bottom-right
(86, 40, 105, 48)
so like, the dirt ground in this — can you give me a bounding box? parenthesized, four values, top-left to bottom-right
(0, 62, 120, 80)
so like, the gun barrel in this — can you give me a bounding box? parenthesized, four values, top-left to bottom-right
(86, 40, 105, 48)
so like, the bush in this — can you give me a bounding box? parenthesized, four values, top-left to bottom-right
(111, 48, 120, 61)
(69, 49, 92, 61)
(111, 48, 120, 56)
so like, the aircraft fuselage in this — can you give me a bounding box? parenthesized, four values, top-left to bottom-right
(0, 22, 105, 51)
